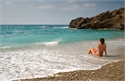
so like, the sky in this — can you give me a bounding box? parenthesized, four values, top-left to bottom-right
(0, 0, 124, 25)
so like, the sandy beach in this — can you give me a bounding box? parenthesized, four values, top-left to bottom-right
(14, 55, 124, 81)
(12, 37, 125, 81)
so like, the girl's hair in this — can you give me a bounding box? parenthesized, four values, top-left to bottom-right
(100, 38, 105, 44)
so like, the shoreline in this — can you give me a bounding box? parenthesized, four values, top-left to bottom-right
(6, 37, 125, 81)
(13, 59, 124, 81)
(1, 37, 124, 81)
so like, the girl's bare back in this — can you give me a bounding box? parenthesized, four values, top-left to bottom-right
(88, 38, 107, 57)
(98, 43, 106, 56)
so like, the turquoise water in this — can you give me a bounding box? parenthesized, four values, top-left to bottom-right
(0, 25, 124, 49)
(0, 25, 124, 81)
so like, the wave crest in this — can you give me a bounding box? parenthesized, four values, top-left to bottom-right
(44, 41, 59, 46)
(0, 46, 10, 49)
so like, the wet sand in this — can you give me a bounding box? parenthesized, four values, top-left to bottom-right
(13, 37, 125, 81)
(14, 57, 124, 81)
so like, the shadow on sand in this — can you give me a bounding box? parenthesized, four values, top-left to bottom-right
(104, 55, 117, 57)
(103, 55, 124, 59)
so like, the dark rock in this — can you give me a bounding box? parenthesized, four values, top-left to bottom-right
(69, 8, 124, 30)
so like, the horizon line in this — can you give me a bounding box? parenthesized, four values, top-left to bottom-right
(0, 24, 69, 25)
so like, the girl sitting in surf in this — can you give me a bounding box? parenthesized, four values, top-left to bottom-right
(88, 38, 107, 57)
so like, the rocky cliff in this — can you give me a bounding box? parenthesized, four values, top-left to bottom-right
(69, 8, 124, 30)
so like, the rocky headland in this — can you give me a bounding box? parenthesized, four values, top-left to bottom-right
(69, 8, 124, 30)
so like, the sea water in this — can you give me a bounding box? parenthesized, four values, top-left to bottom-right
(0, 25, 124, 81)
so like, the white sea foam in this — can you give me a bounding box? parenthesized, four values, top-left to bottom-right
(0, 46, 10, 49)
(33, 40, 60, 47)
(53, 26, 68, 29)
(61, 26, 69, 28)
(0, 38, 124, 81)
(44, 41, 59, 46)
